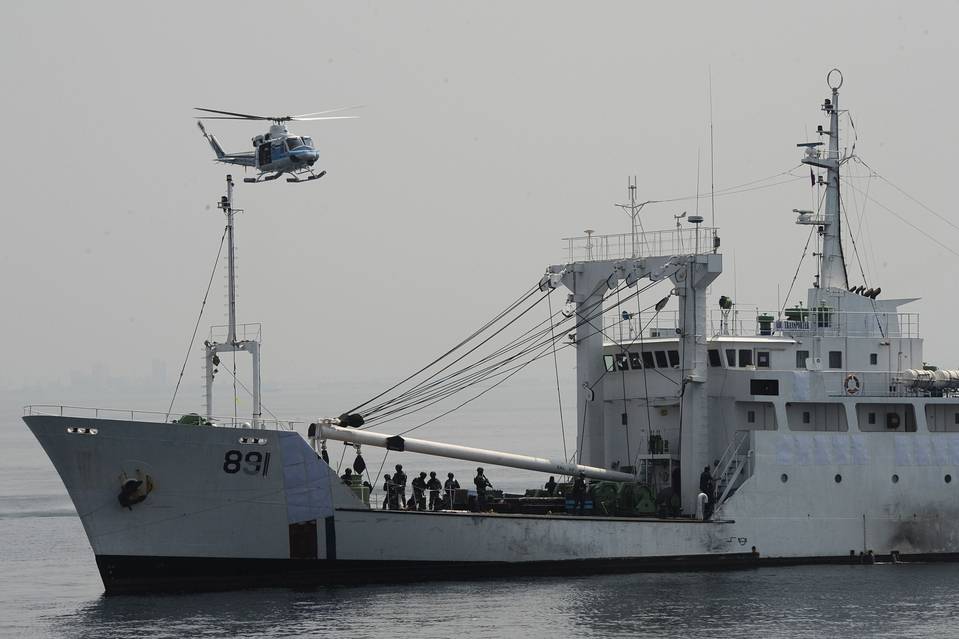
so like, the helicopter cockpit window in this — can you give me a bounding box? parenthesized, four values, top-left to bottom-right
(302, 137, 314, 148)
(286, 137, 304, 150)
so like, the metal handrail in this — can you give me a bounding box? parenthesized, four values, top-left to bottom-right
(711, 429, 751, 511)
(22, 404, 300, 431)
(563, 227, 718, 263)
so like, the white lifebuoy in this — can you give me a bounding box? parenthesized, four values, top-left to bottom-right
(844, 373, 861, 395)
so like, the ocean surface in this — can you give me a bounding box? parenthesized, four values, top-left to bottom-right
(4, 383, 959, 638)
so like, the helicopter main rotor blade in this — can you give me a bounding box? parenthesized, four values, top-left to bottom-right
(292, 115, 360, 121)
(194, 107, 274, 120)
(290, 105, 364, 118)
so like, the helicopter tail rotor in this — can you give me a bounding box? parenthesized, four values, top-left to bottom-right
(196, 121, 226, 159)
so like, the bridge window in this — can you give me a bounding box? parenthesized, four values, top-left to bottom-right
(725, 349, 736, 367)
(747, 410, 756, 423)
(870, 353, 878, 365)
(868, 412, 876, 425)
(796, 350, 809, 369)
(708, 349, 722, 367)
(739, 349, 753, 367)
(757, 351, 770, 368)
(667, 350, 680, 367)
(629, 352, 642, 369)
(603, 355, 615, 372)
(642, 352, 655, 368)
(655, 351, 669, 368)
(615, 353, 629, 371)
(828, 351, 843, 369)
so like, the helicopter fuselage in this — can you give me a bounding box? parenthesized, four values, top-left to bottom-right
(252, 124, 319, 173)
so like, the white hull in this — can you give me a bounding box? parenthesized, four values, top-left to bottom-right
(25, 414, 959, 593)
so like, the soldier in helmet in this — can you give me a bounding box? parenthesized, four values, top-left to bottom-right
(411, 472, 428, 511)
(382, 473, 399, 510)
(444, 472, 460, 509)
(426, 471, 443, 511)
(393, 463, 407, 508)
(474, 467, 493, 512)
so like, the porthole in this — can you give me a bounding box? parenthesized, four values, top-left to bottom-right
(946, 474, 953, 484)
(892, 474, 899, 484)
(780, 473, 788, 483)
(834, 474, 842, 483)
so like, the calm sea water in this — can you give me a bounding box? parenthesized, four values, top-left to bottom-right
(4, 383, 959, 638)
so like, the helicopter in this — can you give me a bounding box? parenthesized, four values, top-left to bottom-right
(195, 107, 359, 183)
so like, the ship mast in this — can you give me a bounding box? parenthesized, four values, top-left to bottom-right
(801, 69, 848, 291)
(204, 174, 263, 427)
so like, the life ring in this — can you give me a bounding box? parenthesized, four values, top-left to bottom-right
(844, 373, 861, 395)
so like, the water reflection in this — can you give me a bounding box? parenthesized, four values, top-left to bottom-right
(50, 564, 959, 639)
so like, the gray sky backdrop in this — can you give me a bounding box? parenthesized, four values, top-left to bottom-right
(3, 2, 958, 419)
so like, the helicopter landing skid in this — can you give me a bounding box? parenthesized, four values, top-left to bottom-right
(243, 172, 284, 184)
(287, 170, 327, 183)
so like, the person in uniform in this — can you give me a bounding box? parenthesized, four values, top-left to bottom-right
(393, 464, 408, 508)
(340, 468, 354, 485)
(571, 471, 588, 514)
(474, 467, 492, 512)
(426, 471, 443, 511)
(544, 476, 557, 496)
(444, 472, 460, 509)
(699, 466, 712, 495)
(382, 473, 397, 509)
(411, 472, 428, 511)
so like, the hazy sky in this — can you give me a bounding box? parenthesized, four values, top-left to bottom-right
(3, 2, 959, 414)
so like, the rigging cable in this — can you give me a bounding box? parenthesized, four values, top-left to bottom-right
(345, 283, 540, 416)
(547, 292, 568, 461)
(363, 279, 631, 425)
(166, 225, 227, 420)
(361, 286, 564, 422)
(359, 286, 550, 417)
(374, 280, 654, 431)
(616, 284, 631, 467)
(841, 177, 959, 259)
(854, 157, 959, 234)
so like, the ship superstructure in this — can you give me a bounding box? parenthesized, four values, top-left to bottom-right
(22, 71, 959, 593)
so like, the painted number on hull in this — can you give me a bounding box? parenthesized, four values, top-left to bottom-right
(223, 450, 271, 476)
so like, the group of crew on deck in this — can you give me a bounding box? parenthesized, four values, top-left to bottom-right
(374, 464, 494, 512)
(343, 462, 592, 514)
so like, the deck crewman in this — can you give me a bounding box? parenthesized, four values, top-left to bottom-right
(412, 472, 428, 511)
(393, 464, 408, 508)
(382, 473, 398, 509)
(426, 471, 443, 511)
(444, 472, 460, 509)
(474, 467, 492, 512)
(544, 476, 557, 496)
(571, 472, 588, 514)
(340, 468, 354, 485)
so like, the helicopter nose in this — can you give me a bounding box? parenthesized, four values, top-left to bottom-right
(292, 149, 319, 164)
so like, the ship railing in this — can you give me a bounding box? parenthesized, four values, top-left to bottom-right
(825, 371, 959, 398)
(709, 309, 920, 339)
(712, 430, 753, 512)
(22, 404, 301, 431)
(603, 310, 680, 343)
(562, 227, 718, 263)
(208, 322, 262, 343)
